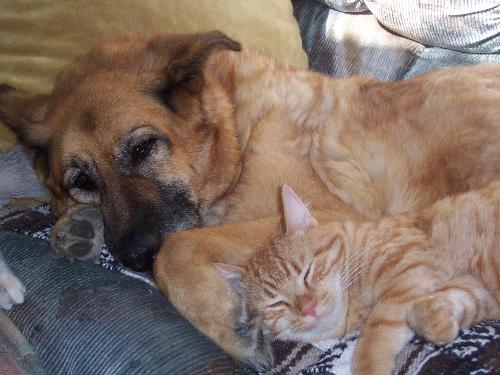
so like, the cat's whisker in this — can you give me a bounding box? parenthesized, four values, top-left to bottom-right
(339, 251, 372, 280)
(339, 258, 372, 290)
(338, 241, 385, 288)
(339, 246, 383, 289)
(338, 255, 363, 285)
(339, 252, 372, 287)
(341, 264, 369, 291)
(339, 241, 377, 279)
(341, 250, 380, 289)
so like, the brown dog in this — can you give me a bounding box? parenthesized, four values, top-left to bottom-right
(1, 32, 500, 371)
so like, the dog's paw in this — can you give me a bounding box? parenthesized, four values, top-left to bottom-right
(407, 295, 459, 345)
(0, 269, 26, 310)
(50, 204, 104, 263)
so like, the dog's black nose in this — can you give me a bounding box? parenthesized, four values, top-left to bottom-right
(112, 232, 159, 271)
(118, 251, 156, 272)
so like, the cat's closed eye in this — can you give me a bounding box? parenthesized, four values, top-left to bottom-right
(304, 264, 313, 287)
(268, 300, 289, 308)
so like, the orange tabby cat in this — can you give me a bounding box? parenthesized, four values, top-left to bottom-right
(217, 183, 500, 375)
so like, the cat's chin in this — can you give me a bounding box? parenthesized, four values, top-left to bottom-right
(275, 304, 345, 343)
(306, 311, 345, 341)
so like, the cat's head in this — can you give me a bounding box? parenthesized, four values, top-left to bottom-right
(216, 185, 348, 342)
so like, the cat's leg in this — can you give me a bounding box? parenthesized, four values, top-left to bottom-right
(407, 275, 500, 345)
(352, 302, 414, 375)
(154, 217, 280, 370)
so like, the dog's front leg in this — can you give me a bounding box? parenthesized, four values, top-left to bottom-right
(154, 218, 280, 370)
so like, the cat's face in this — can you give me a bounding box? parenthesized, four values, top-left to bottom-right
(216, 185, 348, 342)
(247, 231, 348, 342)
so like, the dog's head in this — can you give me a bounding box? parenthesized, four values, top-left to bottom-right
(0, 32, 242, 271)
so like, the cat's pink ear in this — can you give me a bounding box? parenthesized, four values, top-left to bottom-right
(282, 185, 318, 234)
(214, 263, 245, 296)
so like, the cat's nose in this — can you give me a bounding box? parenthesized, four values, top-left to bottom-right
(301, 301, 318, 317)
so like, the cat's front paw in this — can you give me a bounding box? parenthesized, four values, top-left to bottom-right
(407, 295, 459, 345)
(0, 270, 26, 310)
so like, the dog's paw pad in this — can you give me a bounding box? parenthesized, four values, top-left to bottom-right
(67, 241, 94, 258)
(50, 204, 104, 263)
(69, 220, 95, 239)
(0, 271, 26, 310)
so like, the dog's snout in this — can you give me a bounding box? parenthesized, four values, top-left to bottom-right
(118, 251, 156, 272)
(113, 231, 159, 272)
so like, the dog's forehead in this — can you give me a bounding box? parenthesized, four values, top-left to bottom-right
(49, 75, 170, 164)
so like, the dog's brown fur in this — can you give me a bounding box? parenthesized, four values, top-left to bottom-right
(1, 32, 500, 368)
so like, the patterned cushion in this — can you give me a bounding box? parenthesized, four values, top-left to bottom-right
(0, 229, 254, 374)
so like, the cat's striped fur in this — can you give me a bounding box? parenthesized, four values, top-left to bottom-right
(217, 182, 500, 374)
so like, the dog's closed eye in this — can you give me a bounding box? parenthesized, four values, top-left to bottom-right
(64, 158, 101, 204)
(120, 125, 172, 172)
(73, 173, 97, 191)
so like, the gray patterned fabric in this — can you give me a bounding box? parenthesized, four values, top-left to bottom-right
(365, 0, 500, 54)
(314, 0, 500, 53)
(314, 0, 368, 13)
(294, 0, 500, 81)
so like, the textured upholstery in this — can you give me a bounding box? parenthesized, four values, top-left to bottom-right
(1, 230, 253, 374)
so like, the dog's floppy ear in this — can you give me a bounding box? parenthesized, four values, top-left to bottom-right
(0, 84, 51, 151)
(147, 31, 241, 108)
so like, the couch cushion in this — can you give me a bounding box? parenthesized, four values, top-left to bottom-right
(0, 0, 308, 150)
(0, 0, 306, 94)
(1, 230, 254, 374)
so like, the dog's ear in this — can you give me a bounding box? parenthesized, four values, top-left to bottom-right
(147, 31, 241, 109)
(0, 84, 51, 151)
